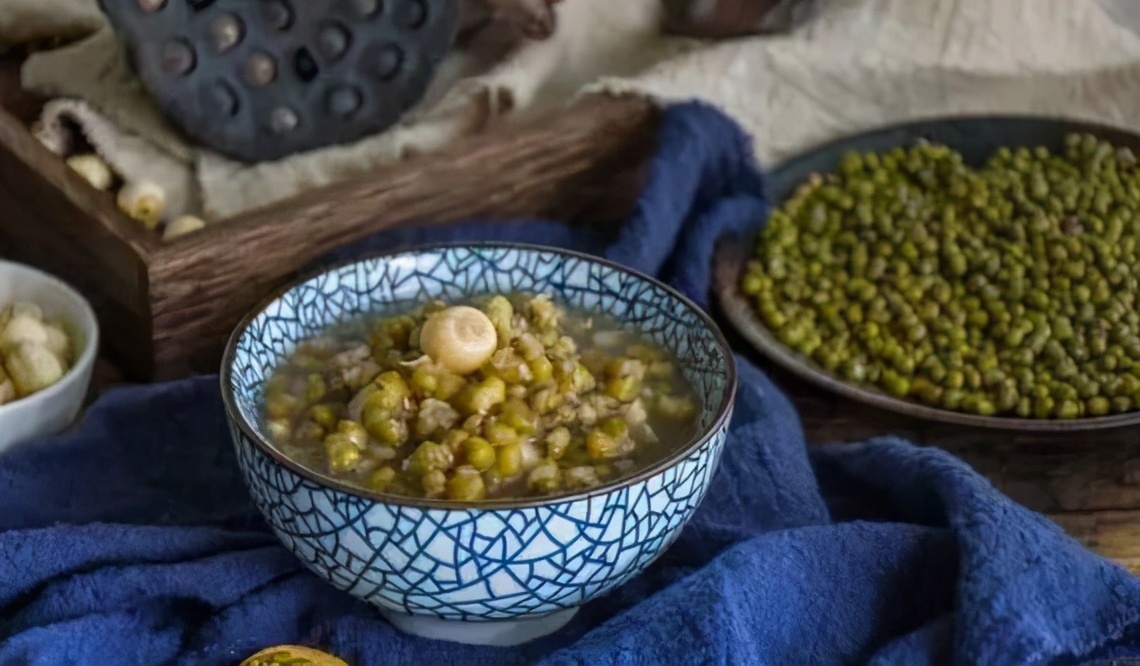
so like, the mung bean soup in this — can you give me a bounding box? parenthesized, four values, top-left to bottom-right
(262, 293, 700, 501)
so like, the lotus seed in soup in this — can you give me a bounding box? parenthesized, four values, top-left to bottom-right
(262, 293, 700, 501)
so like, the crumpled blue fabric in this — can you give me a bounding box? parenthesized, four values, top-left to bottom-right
(3, 102, 1140, 666)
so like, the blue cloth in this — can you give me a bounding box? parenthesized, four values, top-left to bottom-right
(2, 103, 1140, 666)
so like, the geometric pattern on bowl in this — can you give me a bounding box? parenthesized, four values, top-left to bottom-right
(222, 244, 736, 621)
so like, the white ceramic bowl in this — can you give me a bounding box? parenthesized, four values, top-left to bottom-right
(0, 261, 99, 453)
(222, 244, 736, 646)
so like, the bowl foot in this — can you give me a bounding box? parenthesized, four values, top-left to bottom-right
(379, 607, 578, 646)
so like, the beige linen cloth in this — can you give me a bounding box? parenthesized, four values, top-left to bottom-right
(8, 0, 1140, 223)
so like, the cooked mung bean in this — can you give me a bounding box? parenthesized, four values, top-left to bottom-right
(264, 293, 700, 499)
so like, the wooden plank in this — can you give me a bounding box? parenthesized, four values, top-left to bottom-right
(748, 364, 1140, 573)
(3, 36, 657, 380)
(786, 365, 1140, 515)
(0, 100, 159, 377)
(0, 47, 45, 124)
(792, 368, 1140, 571)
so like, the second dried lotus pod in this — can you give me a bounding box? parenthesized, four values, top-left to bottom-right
(98, 0, 460, 163)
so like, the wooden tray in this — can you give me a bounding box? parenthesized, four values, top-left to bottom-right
(0, 53, 659, 380)
(714, 115, 1140, 433)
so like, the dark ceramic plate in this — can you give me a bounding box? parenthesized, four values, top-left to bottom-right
(714, 116, 1140, 432)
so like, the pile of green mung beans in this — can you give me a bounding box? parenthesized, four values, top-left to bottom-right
(742, 134, 1140, 419)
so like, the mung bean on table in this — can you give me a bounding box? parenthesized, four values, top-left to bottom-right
(744, 134, 1140, 420)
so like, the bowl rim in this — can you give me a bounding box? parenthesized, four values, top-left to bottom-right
(0, 260, 100, 416)
(220, 241, 738, 510)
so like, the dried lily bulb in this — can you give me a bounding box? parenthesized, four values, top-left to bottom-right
(5, 342, 65, 397)
(42, 322, 72, 366)
(117, 180, 166, 230)
(66, 154, 115, 191)
(0, 364, 15, 405)
(0, 302, 43, 331)
(0, 302, 73, 401)
(163, 215, 207, 241)
(0, 309, 48, 354)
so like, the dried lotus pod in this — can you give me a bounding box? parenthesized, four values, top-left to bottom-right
(97, 0, 460, 163)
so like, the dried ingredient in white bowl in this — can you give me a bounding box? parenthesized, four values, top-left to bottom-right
(0, 301, 74, 405)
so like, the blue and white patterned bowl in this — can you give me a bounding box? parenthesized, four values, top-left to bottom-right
(220, 243, 736, 645)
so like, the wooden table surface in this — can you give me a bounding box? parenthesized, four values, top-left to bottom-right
(802, 371, 1138, 565)
(758, 356, 1140, 573)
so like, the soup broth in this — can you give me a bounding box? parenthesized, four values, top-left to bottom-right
(262, 293, 700, 501)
